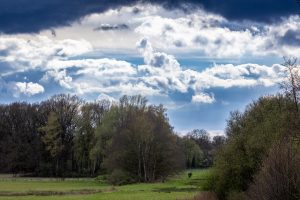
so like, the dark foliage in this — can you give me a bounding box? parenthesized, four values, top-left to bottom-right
(0, 94, 200, 181)
(211, 95, 297, 199)
(210, 58, 300, 200)
(246, 140, 300, 200)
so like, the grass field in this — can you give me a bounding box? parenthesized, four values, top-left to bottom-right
(0, 169, 212, 200)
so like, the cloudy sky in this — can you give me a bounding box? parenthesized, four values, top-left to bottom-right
(0, 0, 299, 134)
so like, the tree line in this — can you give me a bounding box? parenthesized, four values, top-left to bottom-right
(208, 57, 300, 200)
(0, 94, 224, 184)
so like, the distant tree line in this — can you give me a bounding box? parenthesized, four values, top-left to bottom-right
(0, 94, 224, 184)
(209, 57, 300, 200)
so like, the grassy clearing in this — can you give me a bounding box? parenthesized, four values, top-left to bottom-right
(0, 169, 212, 200)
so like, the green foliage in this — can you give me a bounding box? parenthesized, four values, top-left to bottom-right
(0, 103, 44, 174)
(0, 94, 206, 180)
(74, 101, 110, 176)
(94, 174, 108, 183)
(186, 129, 218, 168)
(40, 112, 63, 159)
(96, 95, 185, 183)
(228, 191, 245, 200)
(89, 105, 118, 175)
(108, 169, 136, 185)
(212, 95, 297, 199)
(181, 137, 204, 168)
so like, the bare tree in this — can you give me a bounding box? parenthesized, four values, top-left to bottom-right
(246, 140, 300, 200)
(280, 57, 300, 112)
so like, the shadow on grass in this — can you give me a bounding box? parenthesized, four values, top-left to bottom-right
(153, 187, 198, 193)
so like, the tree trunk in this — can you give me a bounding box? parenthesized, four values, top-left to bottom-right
(138, 143, 142, 181)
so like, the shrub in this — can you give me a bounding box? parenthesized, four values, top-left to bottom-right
(188, 192, 218, 200)
(245, 140, 300, 200)
(108, 169, 136, 185)
(227, 191, 245, 200)
(212, 96, 295, 199)
(94, 174, 108, 183)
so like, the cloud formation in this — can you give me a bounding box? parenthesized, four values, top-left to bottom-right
(136, 38, 285, 102)
(0, 36, 92, 74)
(9, 82, 44, 97)
(0, 0, 297, 33)
(135, 12, 300, 58)
(30, 5, 300, 59)
(0, 35, 288, 102)
(192, 93, 215, 104)
(41, 69, 73, 89)
(1, 2, 297, 132)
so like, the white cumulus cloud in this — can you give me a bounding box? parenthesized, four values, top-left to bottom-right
(192, 93, 215, 104)
(9, 82, 44, 97)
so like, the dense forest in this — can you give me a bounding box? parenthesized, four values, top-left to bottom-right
(0, 94, 224, 184)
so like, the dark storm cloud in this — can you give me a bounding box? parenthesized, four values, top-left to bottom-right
(279, 29, 300, 46)
(94, 24, 129, 31)
(0, 0, 139, 34)
(194, 0, 298, 23)
(0, 0, 298, 34)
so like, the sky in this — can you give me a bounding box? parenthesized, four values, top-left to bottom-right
(0, 0, 299, 135)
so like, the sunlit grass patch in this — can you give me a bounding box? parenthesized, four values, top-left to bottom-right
(0, 169, 211, 200)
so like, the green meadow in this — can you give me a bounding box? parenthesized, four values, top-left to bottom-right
(0, 169, 211, 200)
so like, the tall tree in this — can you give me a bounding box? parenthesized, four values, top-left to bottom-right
(281, 57, 300, 112)
(95, 95, 184, 184)
(187, 129, 213, 167)
(39, 94, 81, 176)
(180, 136, 204, 169)
(0, 103, 43, 174)
(74, 101, 110, 176)
(40, 112, 64, 176)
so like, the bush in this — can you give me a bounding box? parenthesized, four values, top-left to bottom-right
(245, 140, 300, 200)
(108, 169, 136, 185)
(202, 171, 217, 191)
(212, 96, 295, 199)
(227, 191, 245, 200)
(188, 192, 218, 200)
(94, 174, 108, 183)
